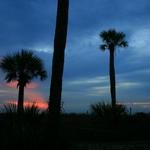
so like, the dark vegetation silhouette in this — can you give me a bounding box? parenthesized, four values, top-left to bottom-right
(1, 103, 40, 116)
(91, 102, 127, 119)
(0, 104, 150, 150)
(0, 50, 47, 114)
(100, 29, 128, 108)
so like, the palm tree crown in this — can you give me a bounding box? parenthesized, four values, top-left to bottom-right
(0, 50, 47, 86)
(100, 29, 128, 51)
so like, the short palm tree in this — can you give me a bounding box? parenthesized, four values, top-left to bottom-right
(100, 29, 128, 107)
(0, 50, 47, 114)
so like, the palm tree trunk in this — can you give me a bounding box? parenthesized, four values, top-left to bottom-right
(48, 0, 69, 149)
(17, 84, 24, 114)
(49, 0, 69, 119)
(109, 48, 116, 108)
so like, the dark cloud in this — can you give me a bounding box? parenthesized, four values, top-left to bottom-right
(0, 0, 56, 51)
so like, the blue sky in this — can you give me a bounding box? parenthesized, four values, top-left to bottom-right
(0, 0, 150, 112)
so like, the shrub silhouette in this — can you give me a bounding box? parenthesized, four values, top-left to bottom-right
(91, 102, 127, 122)
(24, 103, 40, 116)
(1, 103, 40, 116)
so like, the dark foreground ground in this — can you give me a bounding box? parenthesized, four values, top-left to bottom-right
(0, 112, 150, 150)
(72, 141, 150, 150)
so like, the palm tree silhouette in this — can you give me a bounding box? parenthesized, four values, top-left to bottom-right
(49, 0, 69, 119)
(100, 29, 128, 107)
(48, 1, 69, 149)
(0, 50, 47, 114)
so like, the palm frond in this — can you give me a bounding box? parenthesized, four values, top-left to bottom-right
(118, 41, 128, 47)
(100, 44, 107, 51)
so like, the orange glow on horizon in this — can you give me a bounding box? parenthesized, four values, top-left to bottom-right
(4, 82, 47, 109)
(6, 81, 39, 89)
(8, 100, 48, 110)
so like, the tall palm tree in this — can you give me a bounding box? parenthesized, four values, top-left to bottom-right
(100, 29, 128, 107)
(48, 0, 69, 149)
(49, 0, 69, 119)
(0, 50, 47, 114)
